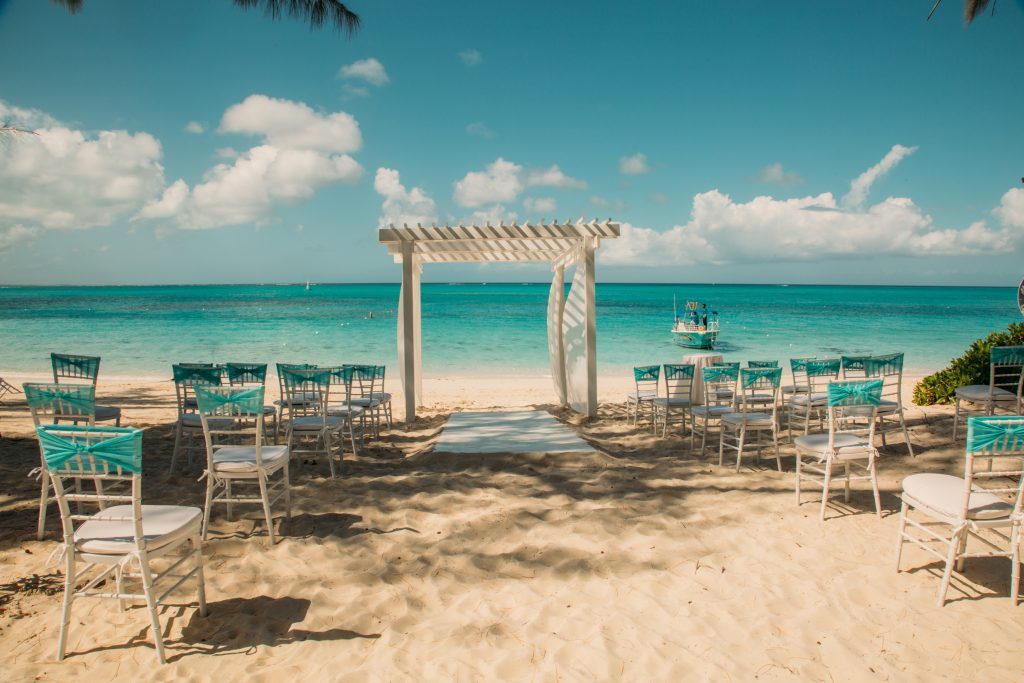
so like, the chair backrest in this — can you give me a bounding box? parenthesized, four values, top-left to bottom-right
(51, 353, 101, 385)
(990, 346, 1024, 396)
(863, 352, 905, 406)
(717, 361, 741, 370)
(701, 365, 739, 407)
(346, 364, 381, 400)
(825, 379, 883, 447)
(280, 367, 331, 418)
(326, 366, 355, 403)
(840, 355, 871, 379)
(804, 358, 841, 392)
(195, 385, 268, 467)
(632, 365, 660, 397)
(172, 364, 222, 416)
(789, 356, 816, 390)
(738, 367, 782, 413)
(276, 363, 317, 404)
(963, 416, 1024, 521)
(663, 364, 695, 400)
(225, 362, 267, 386)
(747, 360, 779, 368)
(23, 382, 96, 425)
(36, 424, 143, 548)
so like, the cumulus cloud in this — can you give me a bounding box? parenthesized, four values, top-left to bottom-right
(465, 204, 518, 227)
(453, 158, 586, 208)
(466, 122, 495, 138)
(338, 58, 389, 86)
(137, 94, 362, 230)
(0, 224, 38, 252)
(374, 167, 438, 228)
(602, 147, 1022, 267)
(757, 162, 801, 185)
(458, 49, 482, 66)
(619, 152, 650, 176)
(842, 144, 917, 209)
(185, 121, 205, 134)
(0, 101, 166, 235)
(524, 196, 557, 214)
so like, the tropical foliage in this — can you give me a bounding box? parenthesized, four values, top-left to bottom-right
(913, 321, 1024, 405)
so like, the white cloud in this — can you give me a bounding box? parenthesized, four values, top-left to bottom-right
(650, 192, 668, 205)
(466, 122, 495, 138)
(220, 94, 361, 153)
(137, 95, 363, 230)
(214, 147, 239, 159)
(842, 144, 917, 209)
(0, 101, 166, 235)
(374, 167, 438, 228)
(466, 204, 518, 227)
(524, 196, 557, 214)
(338, 58, 389, 86)
(0, 224, 38, 252)
(185, 121, 205, 134)
(993, 188, 1024, 228)
(619, 152, 650, 176)
(343, 84, 370, 98)
(453, 158, 586, 207)
(458, 49, 482, 66)
(757, 162, 801, 185)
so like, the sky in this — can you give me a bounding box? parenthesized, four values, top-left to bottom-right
(0, 0, 1022, 286)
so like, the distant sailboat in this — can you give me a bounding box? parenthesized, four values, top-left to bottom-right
(305, 280, 311, 291)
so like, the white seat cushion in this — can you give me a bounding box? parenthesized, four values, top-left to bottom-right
(350, 397, 382, 408)
(902, 473, 1013, 521)
(793, 432, 873, 458)
(782, 384, 809, 395)
(692, 405, 732, 418)
(326, 403, 365, 417)
(74, 505, 202, 555)
(721, 411, 775, 427)
(181, 414, 235, 429)
(290, 415, 344, 430)
(94, 405, 121, 421)
(371, 392, 391, 402)
(275, 392, 321, 406)
(213, 444, 289, 472)
(955, 385, 1018, 402)
(789, 392, 829, 406)
(846, 400, 899, 417)
(653, 397, 691, 407)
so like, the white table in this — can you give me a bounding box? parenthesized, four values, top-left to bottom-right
(682, 351, 723, 404)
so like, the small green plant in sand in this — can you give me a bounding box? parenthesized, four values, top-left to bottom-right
(913, 321, 1024, 405)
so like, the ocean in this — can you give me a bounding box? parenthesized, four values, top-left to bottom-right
(0, 283, 1019, 379)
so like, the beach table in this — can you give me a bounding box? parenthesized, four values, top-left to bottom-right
(683, 351, 723, 404)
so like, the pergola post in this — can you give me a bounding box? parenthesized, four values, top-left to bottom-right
(400, 241, 418, 423)
(547, 264, 567, 405)
(583, 237, 597, 418)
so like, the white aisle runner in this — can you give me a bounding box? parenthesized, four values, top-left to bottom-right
(434, 410, 596, 454)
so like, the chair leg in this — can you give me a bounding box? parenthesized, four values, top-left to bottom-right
(202, 478, 215, 540)
(225, 480, 233, 521)
(795, 451, 802, 505)
(193, 533, 208, 617)
(138, 557, 167, 664)
(56, 554, 75, 661)
(937, 531, 961, 607)
(869, 458, 882, 519)
(734, 426, 746, 473)
(170, 421, 183, 473)
(899, 412, 914, 457)
(844, 463, 852, 503)
(283, 463, 292, 521)
(37, 475, 49, 541)
(773, 429, 782, 472)
(819, 458, 833, 521)
(894, 500, 909, 572)
(955, 532, 970, 572)
(116, 564, 127, 611)
(324, 431, 336, 478)
(258, 473, 276, 545)
(952, 399, 960, 441)
(1011, 525, 1021, 604)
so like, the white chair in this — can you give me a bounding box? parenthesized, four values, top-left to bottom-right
(274, 362, 318, 442)
(787, 358, 840, 438)
(347, 364, 387, 438)
(626, 365, 661, 430)
(794, 379, 883, 521)
(953, 346, 1024, 440)
(781, 356, 815, 398)
(282, 367, 346, 477)
(326, 366, 365, 455)
(50, 353, 121, 425)
(171, 364, 231, 473)
(720, 367, 783, 472)
(197, 385, 290, 545)
(895, 415, 1024, 606)
(852, 353, 914, 457)
(691, 365, 738, 456)
(37, 423, 206, 664)
(225, 362, 278, 443)
(653, 363, 694, 437)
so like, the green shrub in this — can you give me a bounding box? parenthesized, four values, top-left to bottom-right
(913, 322, 1024, 405)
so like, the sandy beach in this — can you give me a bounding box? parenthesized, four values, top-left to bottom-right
(1, 373, 1023, 682)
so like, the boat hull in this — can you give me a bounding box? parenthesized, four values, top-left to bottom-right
(672, 329, 717, 349)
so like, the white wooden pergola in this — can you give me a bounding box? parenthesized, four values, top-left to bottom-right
(379, 219, 620, 423)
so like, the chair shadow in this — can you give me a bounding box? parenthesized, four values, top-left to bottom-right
(900, 556, 1020, 605)
(281, 512, 419, 540)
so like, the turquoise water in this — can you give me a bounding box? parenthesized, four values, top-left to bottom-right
(0, 283, 1019, 378)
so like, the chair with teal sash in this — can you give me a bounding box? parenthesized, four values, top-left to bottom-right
(24, 383, 99, 539)
(840, 354, 871, 379)
(719, 367, 783, 472)
(848, 353, 914, 457)
(38, 424, 206, 663)
(282, 367, 345, 477)
(794, 379, 884, 521)
(952, 345, 1024, 441)
(690, 365, 739, 456)
(326, 366, 365, 455)
(787, 358, 840, 439)
(226, 362, 278, 442)
(653, 364, 694, 437)
(196, 385, 290, 545)
(50, 352, 121, 426)
(747, 360, 779, 368)
(627, 365, 661, 430)
(275, 363, 318, 442)
(346, 364, 389, 437)
(171, 364, 229, 472)
(896, 416, 1024, 606)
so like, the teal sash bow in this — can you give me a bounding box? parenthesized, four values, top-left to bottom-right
(703, 365, 738, 383)
(173, 364, 222, 385)
(742, 367, 782, 388)
(634, 366, 660, 382)
(23, 384, 95, 413)
(225, 363, 267, 383)
(195, 386, 264, 415)
(805, 359, 841, 377)
(967, 418, 1024, 453)
(664, 364, 695, 379)
(827, 379, 883, 407)
(54, 354, 99, 377)
(36, 425, 142, 473)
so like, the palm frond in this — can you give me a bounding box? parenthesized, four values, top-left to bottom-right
(927, 0, 996, 23)
(49, 0, 83, 13)
(233, 0, 361, 35)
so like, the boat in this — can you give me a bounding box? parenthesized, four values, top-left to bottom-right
(305, 280, 311, 291)
(672, 299, 719, 349)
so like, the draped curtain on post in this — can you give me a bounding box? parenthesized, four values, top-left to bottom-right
(379, 220, 619, 424)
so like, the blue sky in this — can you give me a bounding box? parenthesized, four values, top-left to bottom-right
(1, 0, 1022, 286)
